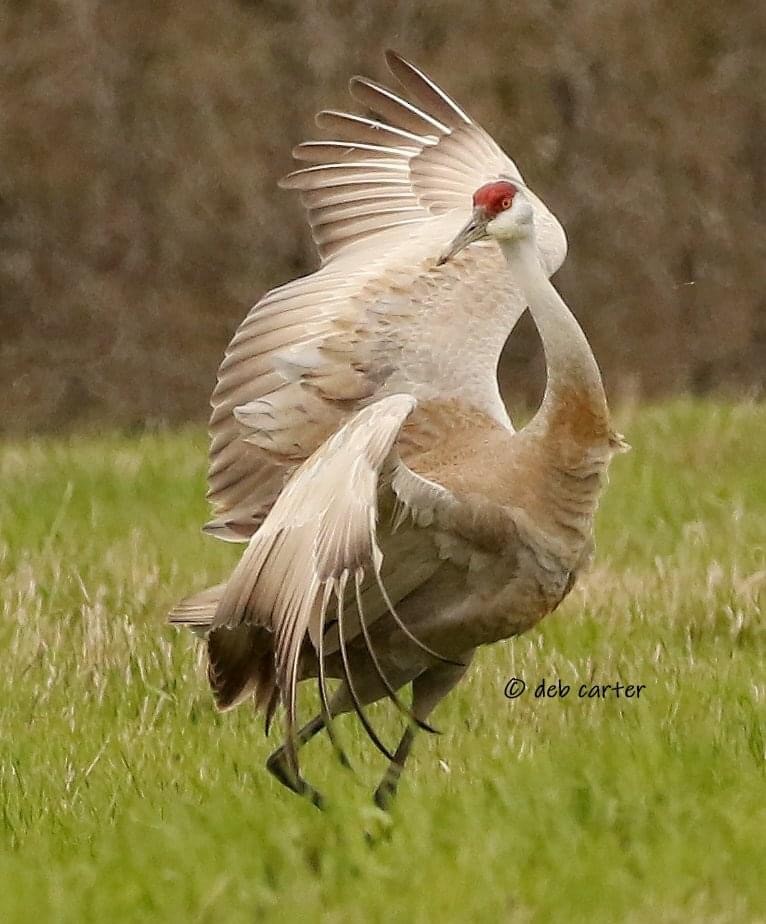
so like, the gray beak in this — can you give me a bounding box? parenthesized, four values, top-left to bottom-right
(437, 208, 489, 265)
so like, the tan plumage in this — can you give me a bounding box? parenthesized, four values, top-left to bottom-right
(170, 51, 627, 808)
(204, 52, 566, 542)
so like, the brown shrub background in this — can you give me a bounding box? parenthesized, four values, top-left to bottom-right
(2, 0, 764, 433)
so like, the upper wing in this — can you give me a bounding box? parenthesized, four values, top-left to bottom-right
(281, 51, 566, 268)
(206, 51, 567, 541)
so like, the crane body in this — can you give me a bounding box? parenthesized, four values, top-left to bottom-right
(170, 52, 627, 808)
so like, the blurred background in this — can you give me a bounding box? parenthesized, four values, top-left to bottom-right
(2, 0, 764, 434)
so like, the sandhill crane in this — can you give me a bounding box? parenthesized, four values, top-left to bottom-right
(170, 51, 628, 809)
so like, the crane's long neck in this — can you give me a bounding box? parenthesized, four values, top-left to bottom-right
(501, 236, 611, 468)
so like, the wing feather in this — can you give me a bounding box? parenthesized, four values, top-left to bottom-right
(349, 76, 451, 134)
(383, 50, 473, 128)
(315, 109, 439, 147)
(210, 396, 421, 741)
(293, 141, 420, 162)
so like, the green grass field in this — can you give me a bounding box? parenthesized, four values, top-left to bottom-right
(1, 401, 764, 923)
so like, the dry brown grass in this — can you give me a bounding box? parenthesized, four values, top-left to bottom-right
(2, 0, 764, 432)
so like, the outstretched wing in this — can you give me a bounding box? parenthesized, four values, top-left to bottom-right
(206, 51, 567, 541)
(283, 51, 520, 261)
(282, 51, 566, 267)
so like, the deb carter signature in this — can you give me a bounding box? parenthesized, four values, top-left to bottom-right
(504, 677, 647, 700)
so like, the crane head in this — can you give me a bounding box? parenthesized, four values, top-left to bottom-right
(473, 179, 519, 217)
(438, 180, 533, 264)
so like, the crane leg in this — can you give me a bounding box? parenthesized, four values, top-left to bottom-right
(266, 714, 327, 809)
(264, 677, 358, 809)
(266, 649, 473, 810)
(373, 651, 474, 810)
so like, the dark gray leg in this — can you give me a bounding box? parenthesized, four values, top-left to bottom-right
(373, 726, 416, 809)
(374, 652, 474, 810)
(266, 714, 327, 809)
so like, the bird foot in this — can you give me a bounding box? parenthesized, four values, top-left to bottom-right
(266, 748, 325, 810)
(373, 778, 398, 811)
(363, 804, 395, 846)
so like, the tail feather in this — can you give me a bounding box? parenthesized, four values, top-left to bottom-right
(169, 583, 276, 713)
(168, 583, 225, 637)
(207, 623, 276, 713)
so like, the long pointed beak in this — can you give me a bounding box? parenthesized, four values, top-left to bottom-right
(437, 209, 489, 265)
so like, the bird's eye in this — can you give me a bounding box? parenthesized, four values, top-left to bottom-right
(501, 197, 512, 210)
